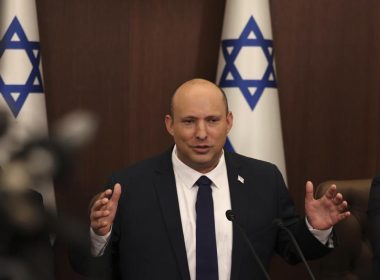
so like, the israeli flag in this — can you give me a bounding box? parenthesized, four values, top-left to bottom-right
(0, 0, 56, 210)
(216, 0, 287, 182)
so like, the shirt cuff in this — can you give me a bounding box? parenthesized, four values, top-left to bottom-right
(305, 217, 334, 247)
(90, 227, 112, 256)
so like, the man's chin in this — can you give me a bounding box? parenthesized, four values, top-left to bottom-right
(189, 155, 218, 172)
(190, 153, 212, 161)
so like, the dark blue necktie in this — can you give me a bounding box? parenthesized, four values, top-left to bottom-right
(196, 176, 218, 280)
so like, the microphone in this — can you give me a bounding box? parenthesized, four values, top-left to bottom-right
(225, 210, 271, 280)
(273, 219, 316, 280)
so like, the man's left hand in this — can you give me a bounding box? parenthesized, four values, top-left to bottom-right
(305, 181, 351, 230)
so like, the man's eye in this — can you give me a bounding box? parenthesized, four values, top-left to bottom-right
(182, 119, 194, 124)
(208, 118, 220, 123)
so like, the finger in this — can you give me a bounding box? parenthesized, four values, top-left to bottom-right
(90, 210, 110, 220)
(90, 189, 112, 210)
(98, 189, 113, 200)
(91, 219, 109, 230)
(333, 193, 343, 204)
(305, 181, 314, 202)
(95, 197, 109, 209)
(110, 183, 122, 204)
(336, 211, 351, 222)
(337, 200, 348, 212)
(324, 184, 337, 199)
(91, 197, 109, 212)
(91, 219, 106, 229)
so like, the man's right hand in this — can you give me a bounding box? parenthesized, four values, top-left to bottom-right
(90, 183, 122, 236)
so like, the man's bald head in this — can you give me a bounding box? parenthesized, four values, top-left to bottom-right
(170, 79, 229, 118)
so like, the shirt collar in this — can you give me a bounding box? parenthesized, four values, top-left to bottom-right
(171, 145, 227, 189)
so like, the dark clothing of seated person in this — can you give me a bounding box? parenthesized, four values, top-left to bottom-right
(368, 175, 380, 279)
(0, 189, 54, 280)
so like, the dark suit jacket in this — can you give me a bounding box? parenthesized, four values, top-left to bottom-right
(368, 175, 380, 279)
(71, 150, 331, 280)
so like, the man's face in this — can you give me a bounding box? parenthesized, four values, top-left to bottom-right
(165, 80, 233, 173)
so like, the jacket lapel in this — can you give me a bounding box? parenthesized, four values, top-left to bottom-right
(153, 151, 190, 280)
(225, 153, 249, 280)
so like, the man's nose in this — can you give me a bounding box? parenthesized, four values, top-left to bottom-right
(195, 121, 207, 140)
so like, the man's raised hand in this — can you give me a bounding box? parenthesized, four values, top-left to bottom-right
(90, 183, 121, 236)
(305, 181, 350, 230)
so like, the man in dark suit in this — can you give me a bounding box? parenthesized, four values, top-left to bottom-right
(368, 175, 380, 279)
(77, 79, 350, 279)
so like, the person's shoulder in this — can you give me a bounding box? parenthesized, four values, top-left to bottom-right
(109, 149, 172, 180)
(373, 174, 380, 184)
(371, 175, 380, 194)
(225, 152, 286, 188)
(225, 151, 277, 170)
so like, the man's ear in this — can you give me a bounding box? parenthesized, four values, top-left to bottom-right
(165, 114, 174, 136)
(226, 111, 233, 133)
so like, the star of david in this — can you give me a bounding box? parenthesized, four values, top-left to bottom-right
(0, 16, 44, 117)
(219, 16, 277, 111)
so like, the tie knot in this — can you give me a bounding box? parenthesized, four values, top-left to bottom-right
(196, 176, 212, 187)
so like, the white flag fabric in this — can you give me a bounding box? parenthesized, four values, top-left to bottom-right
(216, 0, 287, 182)
(0, 0, 56, 209)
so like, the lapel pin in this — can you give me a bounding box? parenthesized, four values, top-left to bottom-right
(237, 175, 244, 184)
